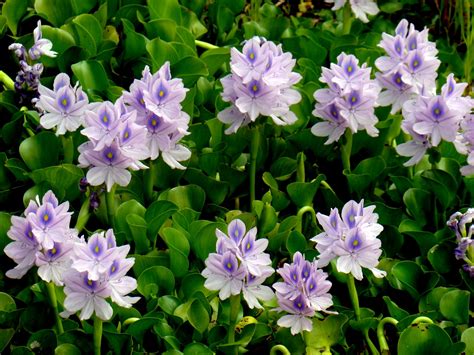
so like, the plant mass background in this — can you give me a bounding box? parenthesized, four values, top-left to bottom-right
(0, 0, 473, 354)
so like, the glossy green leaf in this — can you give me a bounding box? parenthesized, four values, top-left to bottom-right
(148, 0, 182, 24)
(158, 184, 205, 211)
(19, 132, 60, 170)
(287, 175, 324, 208)
(145, 200, 178, 240)
(161, 227, 190, 277)
(188, 298, 209, 333)
(382, 296, 409, 320)
(403, 188, 432, 227)
(189, 221, 227, 261)
(428, 243, 454, 274)
(71, 60, 109, 92)
(461, 327, 474, 355)
(121, 18, 148, 62)
(0, 328, 14, 353)
(391, 261, 439, 299)
(28, 329, 57, 354)
(304, 314, 348, 350)
(126, 214, 149, 254)
(286, 230, 307, 254)
(439, 289, 470, 324)
(171, 56, 209, 87)
(137, 266, 175, 298)
(2, 0, 27, 35)
(0, 212, 11, 255)
(29, 164, 83, 201)
(54, 343, 81, 355)
(398, 323, 465, 355)
(146, 37, 179, 70)
(114, 200, 146, 245)
(184, 343, 213, 355)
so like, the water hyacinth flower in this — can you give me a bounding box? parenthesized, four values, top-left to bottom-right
(8, 20, 56, 103)
(62, 229, 139, 320)
(35, 73, 89, 135)
(122, 63, 191, 169)
(217, 37, 302, 133)
(325, 0, 379, 23)
(202, 219, 274, 309)
(272, 252, 334, 335)
(447, 210, 474, 277)
(396, 75, 473, 167)
(311, 53, 381, 143)
(78, 100, 150, 191)
(312, 200, 386, 280)
(375, 19, 440, 114)
(4, 191, 77, 285)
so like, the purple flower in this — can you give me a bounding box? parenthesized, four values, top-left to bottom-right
(36, 73, 89, 135)
(202, 219, 274, 307)
(36, 241, 75, 286)
(72, 231, 117, 281)
(28, 21, 57, 60)
(4, 216, 40, 279)
(447, 210, 474, 278)
(312, 200, 385, 280)
(62, 270, 113, 320)
(218, 37, 302, 133)
(272, 252, 334, 334)
(325, 0, 379, 23)
(202, 251, 246, 300)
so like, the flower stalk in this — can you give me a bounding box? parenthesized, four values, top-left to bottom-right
(144, 159, 156, 204)
(46, 281, 64, 335)
(341, 130, 353, 173)
(195, 40, 219, 50)
(105, 184, 116, 228)
(296, 152, 305, 183)
(342, 3, 354, 35)
(296, 205, 316, 233)
(0, 70, 15, 91)
(93, 315, 103, 355)
(249, 125, 260, 207)
(270, 344, 291, 355)
(61, 134, 74, 164)
(75, 197, 91, 233)
(377, 317, 398, 354)
(228, 294, 241, 354)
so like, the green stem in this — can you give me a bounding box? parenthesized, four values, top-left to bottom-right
(251, 0, 262, 21)
(144, 159, 156, 204)
(249, 125, 260, 208)
(228, 294, 241, 353)
(346, 274, 360, 320)
(61, 134, 74, 164)
(296, 205, 316, 233)
(377, 317, 398, 354)
(363, 329, 380, 355)
(93, 316, 103, 355)
(195, 40, 219, 50)
(270, 344, 291, 355)
(105, 184, 116, 228)
(342, 2, 354, 35)
(46, 282, 64, 335)
(75, 197, 90, 233)
(411, 316, 433, 325)
(341, 130, 353, 173)
(296, 152, 305, 183)
(0, 70, 15, 91)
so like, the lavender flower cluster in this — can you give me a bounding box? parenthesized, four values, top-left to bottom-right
(312, 200, 386, 281)
(201, 219, 274, 309)
(447, 209, 474, 278)
(34, 62, 191, 192)
(273, 252, 334, 335)
(9, 21, 57, 103)
(311, 53, 381, 144)
(218, 36, 302, 134)
(4, 191, 138, 321)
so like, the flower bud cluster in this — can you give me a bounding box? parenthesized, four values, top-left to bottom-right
(447, 210, 474, 278)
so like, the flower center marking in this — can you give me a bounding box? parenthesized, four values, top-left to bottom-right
(61, 98, 68, 107)
(102, 115, 108, 124)
(159, 90, 165, 97)
(43, 214, 49, 222)
(95, 245, 100, 253)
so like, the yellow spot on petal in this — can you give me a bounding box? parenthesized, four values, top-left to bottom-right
(310, 283, 314, 289)
(434, 108, 440, 115)
(246, 242, 251, 250)
(352, 239, 359, 247)
(87, 279, 93, 286)
(102, 115, 108, 123)
(347, 66, 353, 73)
(151, 119, 157, 126)
(252, 85, 258, 92)
(140, 98, 145, 105)
(111, 265, 116, 273)
(227, 262, 232, 269)
(159, 90, 165, 97)
(249, 52, 255, 60)
(396, 77, 401, 84)
(61, 98, 68, 106)
(349, 214, 355, 222)
(43, 214, 49, 222)
(297, 302, 302, 308)
(413, 60, 419, 67)
(95, 245, 100, 253)
(351, 96, 356, 103)
(124, 131, 129, 139)
(107, 152, 113, 159)
(51, 247, 57, 255)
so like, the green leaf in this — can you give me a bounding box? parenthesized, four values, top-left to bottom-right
(145, 200, 178, 240)
(162, 227, 190, 278)
(439, 289, 470, 324)
(29, 164, 83, 201)
(28, 329, 57, 354)
(71, 14, 103, 56)
(427, 243, 454, 274)
(184, 343, 213, 355)
(183, 168, 228, 205)
(0, 212, 11, 255)
(2, 0, 27, 35)
(126, 214, 149, 254)
(188, 298, 209, 333)
(121, 18, 149, 62)
(171, 56, 209, 87)
(114, 200, 146, 245)
(71, 60, 109, 92)
(54, 344, 82, 355)
(34, 0, 73, 26)
(403, 188, 432, 227)
(0, 328, 14, 353)
(158, 184, 205, 211)
(189, 221, 227, 261)
(391, 261, 439, 300)
(304, 314, 348, 350)
(41, 25, 76, 54)
(146, 38, 179, 71)
(258, 203, 277, 235)
(145, 18, 177, 40)
(148, 0, 182, 24)
(137, 266, 175, 298)
(287, 175, 324, 208)
(382, 296, 409, 320)
(19, 132, 60, 170)
(0, 292, 16, 312)
(286, 230, 307, 254)
(398, 323, 465, 355)
(270, 157, 297, 181)
(461, 327, 474, 355)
